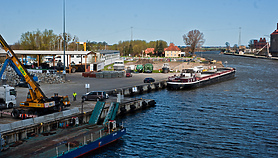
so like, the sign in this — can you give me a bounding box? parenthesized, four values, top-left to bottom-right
(7, 50, 13, 57)
(85, 84, 90, 89)
(132, 87, 137, 92)
(18, 65, 27, 76)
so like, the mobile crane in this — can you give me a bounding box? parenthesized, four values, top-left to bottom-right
(0, 35, 70, 118)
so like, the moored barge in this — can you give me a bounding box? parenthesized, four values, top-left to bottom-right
(167, 66, 236, 90)
(0, 102, 126, 158)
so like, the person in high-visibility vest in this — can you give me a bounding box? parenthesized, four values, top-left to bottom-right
(73, 92, 77, 101)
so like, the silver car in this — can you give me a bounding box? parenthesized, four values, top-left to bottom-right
(82, 91, 109, 101)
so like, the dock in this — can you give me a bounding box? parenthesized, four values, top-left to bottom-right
(0, 97, 155, 157)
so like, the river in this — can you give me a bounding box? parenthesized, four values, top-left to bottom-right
(94, 51, 278, 157)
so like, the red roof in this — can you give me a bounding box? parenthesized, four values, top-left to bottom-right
(165, 43, 180, 51)
(271, 23, 278, 35)
(145, 48, 155, 54)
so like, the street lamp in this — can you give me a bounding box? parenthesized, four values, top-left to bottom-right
(63, 0, 66, 80)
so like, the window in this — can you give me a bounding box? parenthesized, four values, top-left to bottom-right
(10, 89, 16, 96)
(90, 92, 97, 95)
(70, 55, 74, 58)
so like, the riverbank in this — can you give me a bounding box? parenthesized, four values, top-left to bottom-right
(224, 52, 278, 60)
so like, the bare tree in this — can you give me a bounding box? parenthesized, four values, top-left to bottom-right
(183, 30, 205, 55)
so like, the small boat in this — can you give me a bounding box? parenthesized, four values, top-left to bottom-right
(59, 120, 126, 158)
(167, 66, 236, 90)
(162, 63, 170, 73)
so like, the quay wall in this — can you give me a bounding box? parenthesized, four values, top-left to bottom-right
(0, 80, 166, 145)
(107, 80, 167, 97)
(224, 53, 278, 60)
(0, 99, 155, 145)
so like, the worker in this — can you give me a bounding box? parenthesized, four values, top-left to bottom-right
(73, 92, 77, 101)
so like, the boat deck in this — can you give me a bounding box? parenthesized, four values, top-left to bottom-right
(0, 124, 104, 158)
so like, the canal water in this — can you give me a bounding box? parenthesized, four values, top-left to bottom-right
(95, 52, 278, 157)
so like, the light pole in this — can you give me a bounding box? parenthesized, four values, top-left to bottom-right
(63, 0, 66, 80)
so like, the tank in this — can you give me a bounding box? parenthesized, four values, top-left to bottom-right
(144, 63, 153, 73)
(136, 64, 143, 73)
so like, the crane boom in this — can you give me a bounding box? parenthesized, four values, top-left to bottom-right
(0, 35, 47, 102)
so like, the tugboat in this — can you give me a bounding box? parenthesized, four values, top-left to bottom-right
(167, 66, 236, 90)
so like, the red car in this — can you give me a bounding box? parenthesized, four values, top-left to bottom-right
(126, 72, 132, 77)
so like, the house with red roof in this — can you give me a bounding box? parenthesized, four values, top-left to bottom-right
(164, 43, 181, 57)
(144, 48, 155, 55)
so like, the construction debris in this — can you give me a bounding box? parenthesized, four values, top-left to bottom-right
(0, 64, 65, 86)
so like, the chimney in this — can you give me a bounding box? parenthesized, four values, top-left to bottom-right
(277, 23, 278, 30)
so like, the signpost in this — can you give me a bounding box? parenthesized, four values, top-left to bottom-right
(85, 84, 90, 93)
(132, 86, 137, 100)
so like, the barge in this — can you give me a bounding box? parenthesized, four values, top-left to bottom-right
(167, 66, 236, 90)
(0, 102, 126, 158)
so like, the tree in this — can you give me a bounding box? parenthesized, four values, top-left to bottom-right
(248, 39, 255, 50)
(182, 30, 205, 55)
(157, 41, 164, 57)
(225, 42, 230, 52)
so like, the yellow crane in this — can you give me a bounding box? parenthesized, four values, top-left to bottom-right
(0, 35, 70, 118)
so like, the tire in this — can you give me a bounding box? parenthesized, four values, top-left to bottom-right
(11, 109, 20, 118)
(8, 103, 13, 109)
(71, 67, 76, 73)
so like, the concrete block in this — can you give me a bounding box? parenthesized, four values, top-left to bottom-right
(10, 121, 24, 130)
(71, 107, 80, 114)
(54, 112, 64, 119)
(0, 124, 12, 132)
(143, 85, 148, 91)
(150, 84, 155, 89)
(34, 116, 45, 124)
(44, 114, 55, 122)
(63, 109, 72, 117)
(22, 119, 34, 127)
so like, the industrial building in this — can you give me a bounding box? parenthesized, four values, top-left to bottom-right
(270, 23, 278, 57)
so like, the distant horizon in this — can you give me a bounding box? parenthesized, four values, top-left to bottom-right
(1, 0, 277, 47)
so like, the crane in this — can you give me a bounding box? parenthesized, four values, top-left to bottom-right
(0, 35, 70, 118)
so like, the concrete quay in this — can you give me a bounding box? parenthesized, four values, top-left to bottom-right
(224, 52, 278, 60)
(0, 72, 168, 147)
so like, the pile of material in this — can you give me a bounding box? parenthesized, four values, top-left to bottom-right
(29, 72, 65, 84)
(0, 65, 65, 86)
(135, 59, 154, 64)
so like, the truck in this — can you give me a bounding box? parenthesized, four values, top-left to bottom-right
(113, 60, 125, 71)
(136, 64, 143, 73)
(0, 85, 16, 109)
(90, 62, 104, 72)
(144, 63, 153, 73)
(0, 34, 70, 118)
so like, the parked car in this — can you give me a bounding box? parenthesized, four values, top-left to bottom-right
(126, 72, 132, 77)
(143, 77, 155, 83)
(82, 91, 109, 101)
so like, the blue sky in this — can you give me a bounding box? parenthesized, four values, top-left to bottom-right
(1, 0, 277, 46)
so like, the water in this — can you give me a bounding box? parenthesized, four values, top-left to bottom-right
(95, 52, 278, 157)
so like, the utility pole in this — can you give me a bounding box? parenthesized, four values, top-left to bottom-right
(238, 27, 241, 48)
(63, 0, 66, 80)
(131, 27, 133, 41)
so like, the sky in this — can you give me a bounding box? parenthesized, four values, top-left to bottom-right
(0, 0, 277, 47)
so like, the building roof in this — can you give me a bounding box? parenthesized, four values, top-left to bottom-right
(145, 48, 155, 54)
(0, 49, 120, 56)
(0, 50, 92, 55)
(165, 43, 181, 51)
(271, 23, 278, 35)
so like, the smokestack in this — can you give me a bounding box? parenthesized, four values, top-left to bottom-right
(277, 23, 278, 30)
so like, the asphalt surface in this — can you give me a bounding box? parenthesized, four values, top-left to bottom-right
(15, 72, 173, 106)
